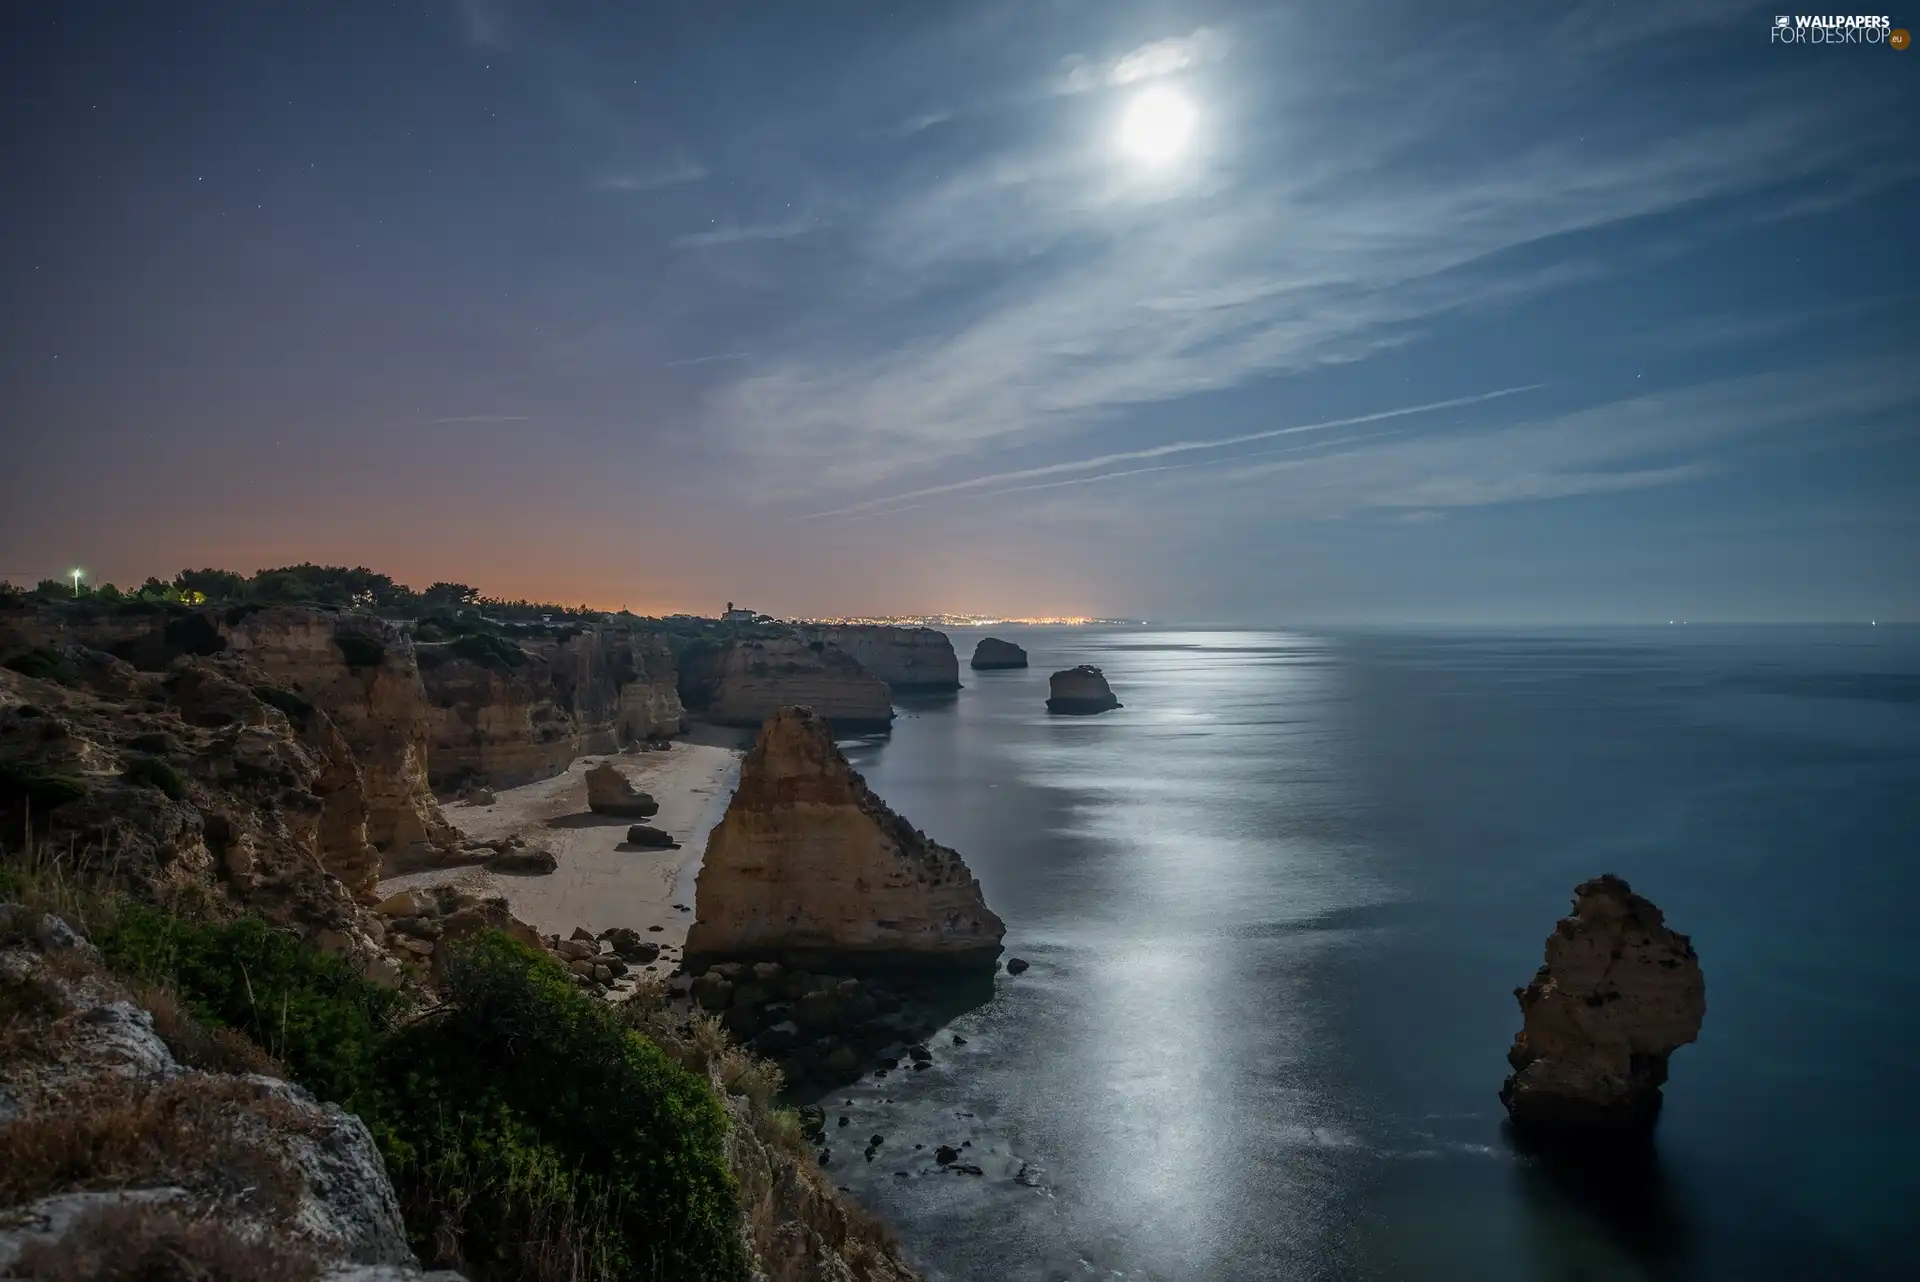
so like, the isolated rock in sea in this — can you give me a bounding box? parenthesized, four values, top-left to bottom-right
(686, 706, 1004, 970)
(584, 762, 659, 816)
(1045, 665, 1121, 715)
(970, 637, 1028, 670)
(691, 636, 895, 732)
(800, 625, 961, 690)
(1500, 874, 1706, 1136)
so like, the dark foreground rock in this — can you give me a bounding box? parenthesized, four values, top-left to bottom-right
(1500, 874, 1705, 1138)
(1045, 665, 1121, 715)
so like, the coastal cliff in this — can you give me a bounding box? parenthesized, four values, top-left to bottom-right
(417, 624, 684, 790)
(1501, 874, 1706, 1136)
(686, 637, 894, 733)
(799, 625, 961, 691)
(224, 609, 457, 858)
(687, 706, 1004, 970)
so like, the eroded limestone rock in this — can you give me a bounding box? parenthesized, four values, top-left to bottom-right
(1045, 665, 1120, 714)
(1500, 874, 1705, 1136)
(686, 706, 1003, 971)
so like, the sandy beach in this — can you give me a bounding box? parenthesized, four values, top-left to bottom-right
(376, 740, 742, 953)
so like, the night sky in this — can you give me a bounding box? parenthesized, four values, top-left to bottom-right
(3, 1, 1915, 622)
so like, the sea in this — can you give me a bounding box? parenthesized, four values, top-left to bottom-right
(814, 625, 1920, 1282)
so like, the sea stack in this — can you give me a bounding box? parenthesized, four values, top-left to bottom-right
(1046, 665, 1121, 714)
(685, 706, 1005, 971)
(970, 637, 1029, 670)
(1500, 874, 1705, 1138)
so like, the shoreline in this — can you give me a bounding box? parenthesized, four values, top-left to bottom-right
(376, 737, 744, 956)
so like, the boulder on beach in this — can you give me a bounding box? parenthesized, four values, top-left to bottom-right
(1500, 874, 1706, 1138)
(462, 783, 497, 806)
(585, 761, 659, 817)
(685, 705, 1005, 971)
(970, 637, 1028, 670)
(624, 824, 679, 849)
(1045, 665, 1121, 715)
(487, 845, 558, 875)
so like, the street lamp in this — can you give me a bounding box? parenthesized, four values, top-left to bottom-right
(70, 568, 83, 596)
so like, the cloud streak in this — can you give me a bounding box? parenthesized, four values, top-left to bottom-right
(672, 218, 825, 249)
(805, 385, 1543, 518)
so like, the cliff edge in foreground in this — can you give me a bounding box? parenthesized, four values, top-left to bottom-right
(686, 706, 1004, 971)
(1501, 874, 1705, 1137)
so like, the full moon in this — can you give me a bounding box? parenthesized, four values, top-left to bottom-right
(1117, 87, 1196, 164)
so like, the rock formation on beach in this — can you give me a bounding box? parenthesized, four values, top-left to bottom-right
(686, 706, 1004, 970)
(584, 760, 660, 817)
(416, 624, 684, 791)
(970, 637, 1029, 670)
(799, 625, 961, 690)
(1501, 874, 1706, 1136)
(687, 636, 895, 733)
(1046, 664, 1121, 714)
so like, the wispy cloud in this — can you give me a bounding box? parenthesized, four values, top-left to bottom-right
(419, 414, 529, 425)
(806, 386, 1542, 518)
(664, 351, 752, 368)
(595, 161, 708, 193)
(694, 4, 1904, 513)
(1058, 27, 1228, 94)
(672, 218, 825, 249)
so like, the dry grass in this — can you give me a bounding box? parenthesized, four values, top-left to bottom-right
(0, 1074, 315, 1219)
(134, 979, 283, 1077)
(12, 1199, 323, 1282)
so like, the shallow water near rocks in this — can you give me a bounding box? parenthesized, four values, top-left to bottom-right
(813, 626, 1920, 1282)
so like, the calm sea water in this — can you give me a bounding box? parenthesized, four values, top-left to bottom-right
(819, 626, 1920, 1282)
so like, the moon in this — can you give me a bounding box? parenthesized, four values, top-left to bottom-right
(1118, 87, 1196, 164)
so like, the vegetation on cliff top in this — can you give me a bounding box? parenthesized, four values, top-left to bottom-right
(2, 873, 751, 1282)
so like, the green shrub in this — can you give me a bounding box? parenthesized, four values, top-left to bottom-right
(94, 908, 748, 1282)
(4, 647, 78, 686)
(95, 905, 404, 1108)
(0, 765, 88, 811)
(333, 633, 386, 669)
(121, 756, 187, 801)
(382, 933, 748, 1281)
(447, 632, 528, 671)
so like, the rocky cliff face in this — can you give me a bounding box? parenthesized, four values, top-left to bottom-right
(223, 609, 456, 859)
(691, 638, 894, 733)
(0, 907, 460, 1280)
(799, 626, 960, 691)
(417, 625, 684, 791)
(0, 650, 394, 980)
(1501, 874, 1706, 1136)
(1046, 665, 1121, 714)
(687, 707, 1003, 971)
(969, 637, 1028, 670)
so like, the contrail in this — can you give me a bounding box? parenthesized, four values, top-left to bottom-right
(803, 384, 1544, 519)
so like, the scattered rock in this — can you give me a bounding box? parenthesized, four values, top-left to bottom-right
(934, 1145, 959, 1166)
(952, 1034, 967, 1045)
(584, 762, 659, 817)
(623, 824, 678, 849)
(461, 785, 496, 806)
(1005, 957, 1029, 975)
(570, 926, 596, 943)
(1500, 875, 1706, 1137)
(486, 846, 556, 875)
